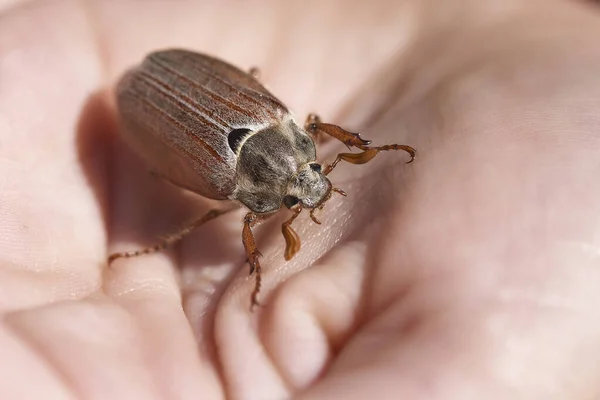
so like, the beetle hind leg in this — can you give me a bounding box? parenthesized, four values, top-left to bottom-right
(108, 242, 167, 264)
(107, 207, 237, 265)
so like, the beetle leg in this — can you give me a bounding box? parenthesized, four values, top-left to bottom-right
(322, 144, 416, 175)
(107, 206, 238, 265)
(242, 212, 267, 310)
(305, 117, 415, 174)
(305, 117, 371, 150)
(304, 113, 322, 128)
(281, 205, 303, 260)
(248, 66, 260, 80)
(304, 113, 328, 144)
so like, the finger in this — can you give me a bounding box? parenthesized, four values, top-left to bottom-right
(0, 0, 107, 311)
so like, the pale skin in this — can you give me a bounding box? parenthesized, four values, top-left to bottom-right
(1, 0, 600, 399)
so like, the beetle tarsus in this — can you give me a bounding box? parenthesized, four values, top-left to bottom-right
(356, 144, 416, 164)
(247, 250, 263, 275)
(107, 206, 237, 265)
(107, 242, 168, 264)
(250, 286, 261, 311)
(248, 252, 262, 308)
(304, 115, 416, 175)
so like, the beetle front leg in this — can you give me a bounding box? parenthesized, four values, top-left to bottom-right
(242, 212, 266, 310)
(281, 206, 303, 260)
(108, 206, 238, 264)
(305, 114, 371, 149)
(305, 114, 416, 175)
(322, 144, 416, 175)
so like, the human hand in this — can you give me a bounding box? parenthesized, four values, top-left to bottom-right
(2, 1, 600, 399)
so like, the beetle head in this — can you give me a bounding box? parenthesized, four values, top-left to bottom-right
(284, 162, 331, 209)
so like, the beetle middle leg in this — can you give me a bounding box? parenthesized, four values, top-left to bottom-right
(242, 212, 269, 310)
(107, 206, 239, 265)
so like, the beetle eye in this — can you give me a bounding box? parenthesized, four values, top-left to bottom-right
(228, 128, 252, 153)
(283, 195, 299, 209)
(310, 163, 322, 172)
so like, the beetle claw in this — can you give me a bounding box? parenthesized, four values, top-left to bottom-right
(310, 210, 322, 225)
(247, 250, 262, 275)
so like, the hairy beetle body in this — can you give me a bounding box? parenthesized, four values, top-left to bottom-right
(110, 49, 416, 309)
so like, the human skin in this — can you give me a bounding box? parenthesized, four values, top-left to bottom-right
(1, 0, 600, 399)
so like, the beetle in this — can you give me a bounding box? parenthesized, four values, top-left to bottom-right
(108, 49, 415, 309)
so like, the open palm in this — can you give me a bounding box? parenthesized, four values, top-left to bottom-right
(2, 1, 600, 399)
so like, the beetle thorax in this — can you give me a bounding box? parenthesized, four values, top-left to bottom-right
(232, 120, 327, 214)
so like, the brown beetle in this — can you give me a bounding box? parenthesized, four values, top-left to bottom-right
(108, 49, 415, 309)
